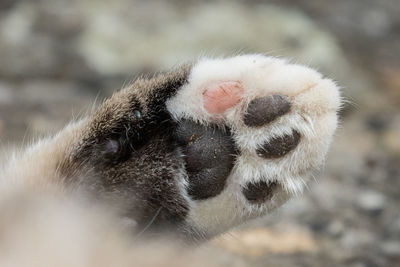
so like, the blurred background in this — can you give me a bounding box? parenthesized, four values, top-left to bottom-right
(0, 0, 399, 266)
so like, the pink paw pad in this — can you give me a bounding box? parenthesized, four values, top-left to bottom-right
(202, 81, 244, 114)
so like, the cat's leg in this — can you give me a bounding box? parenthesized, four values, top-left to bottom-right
(55, 54, 340, 239)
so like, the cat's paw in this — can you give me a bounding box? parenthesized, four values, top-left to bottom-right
(68, 54, 340, 239)
(167, 55, 341, 236)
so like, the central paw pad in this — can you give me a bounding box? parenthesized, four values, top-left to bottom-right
(174, 120, 235, 200)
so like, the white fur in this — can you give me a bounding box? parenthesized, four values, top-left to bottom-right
(167, 55, 341, 235)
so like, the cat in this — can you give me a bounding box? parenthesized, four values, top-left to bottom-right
(0, 54, 341, 266)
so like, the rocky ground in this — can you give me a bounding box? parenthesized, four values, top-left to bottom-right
(0, 0, 399, 266)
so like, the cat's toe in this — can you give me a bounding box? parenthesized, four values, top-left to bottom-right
(243, 95, 291, 127)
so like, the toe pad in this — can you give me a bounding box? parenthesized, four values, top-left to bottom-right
(256, 130, 301, 159)
(202, 81, 244, 114)
(242, 180, 278, 204)
(244, 95, 291, 127)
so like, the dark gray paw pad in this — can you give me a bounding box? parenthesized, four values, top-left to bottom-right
(242, 180, 278, 203)
(243, 95, 291, 127)
(174, 120, 235, 200)
(256, 130, 301, 158)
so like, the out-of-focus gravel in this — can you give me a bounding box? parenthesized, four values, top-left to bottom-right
(0, 0, 399, 266)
